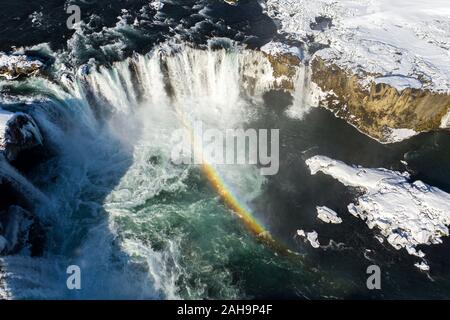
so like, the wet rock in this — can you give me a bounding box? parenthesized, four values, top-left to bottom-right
(261, 42, 303, 90)
(310, 16, 333, 31)
(0, 53, 43, 80)
(310, 56, 450, 142)
(3, 112, 44, 162)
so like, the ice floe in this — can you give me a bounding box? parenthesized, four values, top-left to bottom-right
(316, 206, 342, 224)
(306, 155, 450, 268)
(414, 261, 430, 271)
(296, 229, 321, 248)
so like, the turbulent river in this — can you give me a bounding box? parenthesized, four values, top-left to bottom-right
(1, 0, 450, 299)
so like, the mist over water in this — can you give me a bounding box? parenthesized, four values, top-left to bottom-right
(2, 0, 450, 300)
(0, 42, 321, 299)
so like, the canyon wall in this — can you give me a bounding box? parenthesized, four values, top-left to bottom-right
(265, 51, 450, 143)
(311, 57, 450, 142)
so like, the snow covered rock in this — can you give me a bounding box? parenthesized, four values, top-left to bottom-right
(306, 155, 450, 268)
(0, 53, 43, 80)
(266, 0, 450, 93)
(316, 206, 342, 224)
(296, 229, 321, 248)
(2, 112, 44, 162)
(261, 41, 302, 60)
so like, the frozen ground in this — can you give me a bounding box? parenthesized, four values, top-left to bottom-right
(306, 155, 450, 270)
(265, 0, 450, 93)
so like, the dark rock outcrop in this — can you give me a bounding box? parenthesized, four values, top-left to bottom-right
(0, 111, 46, 257)
(3, 113, 44, 162)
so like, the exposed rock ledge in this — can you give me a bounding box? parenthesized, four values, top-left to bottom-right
(262, 48, 450, 143)
(0, 110, 46, 257)
(0, 53, 43, 80)
(311, 57, 450, 143)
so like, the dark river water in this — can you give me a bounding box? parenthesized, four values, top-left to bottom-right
(1, 0, 450, 299)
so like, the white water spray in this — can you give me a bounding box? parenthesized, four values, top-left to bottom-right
(1, 42, 313, 299)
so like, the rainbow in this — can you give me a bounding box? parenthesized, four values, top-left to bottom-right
(173, 108, 288, 251)
(201, 162, 294, 254)
(201, 162, 267, 236)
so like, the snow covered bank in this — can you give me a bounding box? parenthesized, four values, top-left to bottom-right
(262, 0, 450, 143)
(306, 155, 450, 269)
(266, 0, 450, 93)
(261, 41, 302, 59)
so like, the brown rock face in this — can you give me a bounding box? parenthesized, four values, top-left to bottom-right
(4, 113, 44, 162)
(0, 54, 43, 80)
(264, 52, 301, 91)
(311, 57, 450, 142)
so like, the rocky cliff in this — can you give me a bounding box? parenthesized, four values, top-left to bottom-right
(311, 57, 450, 142)
(263, 49, 450, 143)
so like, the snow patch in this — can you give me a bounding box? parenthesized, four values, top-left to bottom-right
(306, 155, 450, 268)
(316, 206, 342, 224)
(261, 41, 302, 59)
(296, 229, 321, 248)
(374, 76, 423, 91)
(384, 128, 418, 143)
(440, 108, 450, 129)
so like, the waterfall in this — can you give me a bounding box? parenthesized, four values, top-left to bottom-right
(0, 42, 311, 299)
